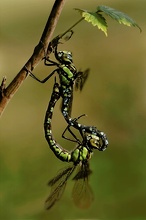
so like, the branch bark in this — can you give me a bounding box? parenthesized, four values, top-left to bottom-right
(0, 0, 66, 116)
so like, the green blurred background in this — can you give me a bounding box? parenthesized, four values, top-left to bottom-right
(0, 0, 146, 219)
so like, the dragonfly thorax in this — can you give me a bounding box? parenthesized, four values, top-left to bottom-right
(57, 51, 73, 64)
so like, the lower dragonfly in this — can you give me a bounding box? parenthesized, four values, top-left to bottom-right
(44, 80, 105, 209)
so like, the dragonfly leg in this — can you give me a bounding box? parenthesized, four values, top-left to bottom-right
(24, 66, 58, 83)
(62, 114, 87, 143)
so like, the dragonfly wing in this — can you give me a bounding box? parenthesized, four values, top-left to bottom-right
(75, 69, 90, 91)
(72, 162, 94, 209)
(45, 166, 75, 210)
(45, 179, 67, 209)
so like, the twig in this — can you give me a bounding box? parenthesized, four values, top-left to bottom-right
(0, 0, 66, 117)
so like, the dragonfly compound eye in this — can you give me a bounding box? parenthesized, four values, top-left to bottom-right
(58, 51, 72, 63)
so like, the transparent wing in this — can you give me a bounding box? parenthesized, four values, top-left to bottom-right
(45, 166, 75, 210)
(72, 162, 94, 209)
(75, 69, 90, 91)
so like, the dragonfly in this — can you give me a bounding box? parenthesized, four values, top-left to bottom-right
(26, 33, 108, 150)
(44, 80, 104, 162)
(44, 80, 104, 209)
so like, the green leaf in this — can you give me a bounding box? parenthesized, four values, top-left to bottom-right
(75, 8, 108, 36)
(97, 5, 142, 32)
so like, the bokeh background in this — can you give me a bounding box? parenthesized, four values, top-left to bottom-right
(0, 0, 146, 219)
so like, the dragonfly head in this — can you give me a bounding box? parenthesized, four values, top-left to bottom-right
(57, 51, 73, 64)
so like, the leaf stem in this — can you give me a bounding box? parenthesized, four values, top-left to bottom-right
(59, 17, 84, 39)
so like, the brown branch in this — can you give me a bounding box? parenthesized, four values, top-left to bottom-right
(0, 0, 66, 117)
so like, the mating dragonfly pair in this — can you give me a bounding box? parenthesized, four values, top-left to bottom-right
(26, 33, 108, 209)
